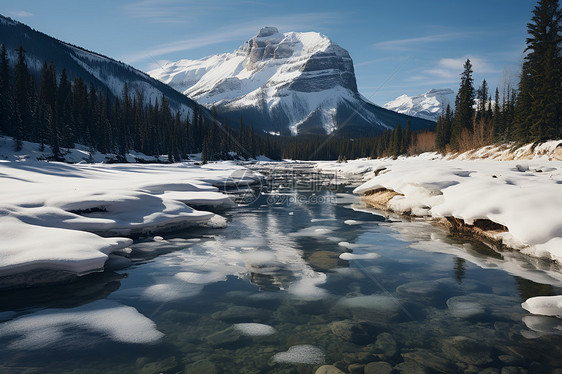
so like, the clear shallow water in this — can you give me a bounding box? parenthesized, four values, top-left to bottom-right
(1, 164, 562, 373)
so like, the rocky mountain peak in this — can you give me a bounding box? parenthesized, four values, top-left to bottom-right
(149, 29, 435, 136)
(256, 26, 279, 38)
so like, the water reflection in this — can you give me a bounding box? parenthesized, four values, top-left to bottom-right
(454, 257, 466, 284)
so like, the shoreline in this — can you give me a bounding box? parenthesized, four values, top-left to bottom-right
(360, 191, 511, 253)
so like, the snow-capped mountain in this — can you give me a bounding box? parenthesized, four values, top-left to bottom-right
(384, 89, 455, 122)
(0, 14, 207, 120)
(149, 27, 435, 136)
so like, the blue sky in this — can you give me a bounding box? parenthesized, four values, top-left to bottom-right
(2, 0, 535, 105)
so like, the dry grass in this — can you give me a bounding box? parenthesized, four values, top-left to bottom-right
(408, 131, 436, 154)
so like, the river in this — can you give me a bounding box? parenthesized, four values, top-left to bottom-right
(1, 163, 561, 373)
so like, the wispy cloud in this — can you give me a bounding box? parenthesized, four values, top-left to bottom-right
(9, 10, 34, 17)
(123, 0, 272, 24)
(122, 12, 343, 64)
(124, 27, 255, 63)
(425, 56, 498, 81)
(355, 56, 402, 67)
(373, 33, 465, 51)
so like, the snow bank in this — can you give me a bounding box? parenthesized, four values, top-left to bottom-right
(0, 300, 163, 349)
(0, 141, 262, 286)
(0, 217, 132, 276)
(316, 148, 562, 264)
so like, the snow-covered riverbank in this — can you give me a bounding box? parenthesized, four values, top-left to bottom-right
(315, 141, 562, 320)
(316, 142, 562, 263)
(0, 145, 262, 288)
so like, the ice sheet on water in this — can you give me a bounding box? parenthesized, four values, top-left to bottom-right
(288, 275, 328, 300)
(344, 219, 364, 225)
(338, 241, 368, 249)
(233, 323, 276, 336)
(174, 271, 226, 285)
(522, 295, 562, 317)
(522, 315, 562, 337)
(310, 218, 337, 222)
(337, 294, 400, 312)
(142, 282, 203, 302)
(272, 345, 325, 364)
(0, 300, 163, 349)
(288, 226, 334, 237)
(446, 299, 486, 318)
(339, 252, 380, 261)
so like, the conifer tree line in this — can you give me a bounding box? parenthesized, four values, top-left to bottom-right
(0, 44, 277, 162)
(0, 41, 429, 162)
(435, 0, 561, 152)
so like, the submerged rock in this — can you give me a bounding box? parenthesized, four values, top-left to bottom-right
(308, 250, 342, 270)
(184, 359, 219, 374)
(137, 356, 177, 374)
(401, 349, 452, 373)
(348, 363, 365, 374)
(211, 305, 269, 322)
(206, 327, 242, 347)
(330, 319, 380, 345)
(372, 332, 397, 360)
(315, 365, 345, 374)
(394, 360, 426, 374)
(441, 336, 492, 366)
(364, 361, 393, 374)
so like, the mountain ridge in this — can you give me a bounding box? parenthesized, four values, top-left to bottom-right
(0, 14, 209, 121)
(149, 27, 435, 136)
(383, 88, 455, 122)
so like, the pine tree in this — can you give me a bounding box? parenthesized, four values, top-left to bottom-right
(450, 59, 475, 150)
(444, 104, 453, 146)
(57, 68, 73, 149)
(476, 79, 489, 123)
(0, 44, 11, 135)
(13, 45, 31, 151)
(493, 87, 502, 140)
(515, 0, 562, 142)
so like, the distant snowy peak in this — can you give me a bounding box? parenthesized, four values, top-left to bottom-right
(384, 88, 455, 122)
(149, 27, 435, 136)
(153, 26, 356, 102)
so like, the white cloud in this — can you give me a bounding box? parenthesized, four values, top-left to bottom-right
(122, 12, 342, 64)
(9, 10, 34, 17)
(123, 27, 256, 63)
(373, 33, 464, 51)
(424, 56, 498, 82)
